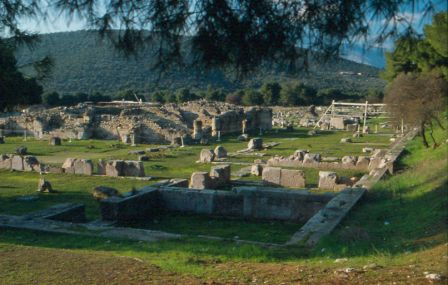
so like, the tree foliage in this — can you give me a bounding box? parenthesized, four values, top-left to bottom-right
(382, 12, 448, 81)
(385, 73, 447, 148)
(1, 0, 438, 75)
(0, 43, 43, 110)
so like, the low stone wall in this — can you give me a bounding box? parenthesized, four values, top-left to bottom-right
(267, 156, 370, 171)
(100, 187, 160, 222)
(100, 186, 334, 223)
(0, 154, 41, 172)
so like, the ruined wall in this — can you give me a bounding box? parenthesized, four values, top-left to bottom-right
(1, 101, 272, 143)
(100, 186, 334, 223)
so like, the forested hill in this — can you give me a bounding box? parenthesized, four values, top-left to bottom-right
(15, 30, 386, 94)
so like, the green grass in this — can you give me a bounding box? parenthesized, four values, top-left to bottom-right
(0, 119, 446, 282)
(0, 171, 154, 219)
(127, 212, 301, 244)
(0, 125, 390, 184)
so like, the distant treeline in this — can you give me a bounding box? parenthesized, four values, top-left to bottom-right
(42, 81, 384, 107)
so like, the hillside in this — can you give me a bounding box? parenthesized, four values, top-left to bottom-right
(14, 30, 386, 94)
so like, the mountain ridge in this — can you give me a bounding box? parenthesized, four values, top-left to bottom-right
(15, 30, 386, 94)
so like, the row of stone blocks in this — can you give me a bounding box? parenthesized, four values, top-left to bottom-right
(262, 167, 306, 188)
(189, 165, 231, 189)
(0, 154, 41, 172)
(100, 186, 334, 223)
(61, 158, 145, 177)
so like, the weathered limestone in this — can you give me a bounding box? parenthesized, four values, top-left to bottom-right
(318, 171, 338, 189)
(23, 156, 40, 172)
(262, 167, 306, 188)
(341, 156, 357, 166)
(237, 134, 249, 141)
(49, 137, 62, 146)
(346, 123, 358, 132)
(199, 149, 215, 163)
(293, 150, 307, 161)
(0, 154, 11, 169)
(248, 138, 263, 150)
(303, 153, 321, 164)
(330, 117, 346, 129)
(214, 145, 227, 159)
(192, 119, 203, 140)
(210, 164, 231, 187)
(280, 169, 306, 188)
(189, 172, 213, 189)
(37, 178, 54, 193)
(11, 155, 24, 171)
(356, 156, 370, 168)
(105, 160, 125, 177)
(251, 164, 263, 176)
(62, 158, 93, 175)
(362, 147, 374, 153)
(123, 161, 145, 177)
(340, 137, 352, 143)
(92, 186, 121, 200)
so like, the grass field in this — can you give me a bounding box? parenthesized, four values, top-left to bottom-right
(0, 120, 446, 284)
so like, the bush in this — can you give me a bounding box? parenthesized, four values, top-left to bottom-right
(43, 92, 60, 106)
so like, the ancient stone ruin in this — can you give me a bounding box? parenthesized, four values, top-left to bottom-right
(0, 101, 272, 145)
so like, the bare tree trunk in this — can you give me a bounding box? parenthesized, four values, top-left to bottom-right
(420, 122, 429, 148)
(428, 122, 439, 149)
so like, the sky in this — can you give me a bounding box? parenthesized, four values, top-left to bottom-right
(16, 1, 447, 68)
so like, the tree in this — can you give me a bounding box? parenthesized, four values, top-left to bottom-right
(1, 0, 436, 76)
(43, 92, 60, 106)
(366, 89, 384, 103)
(279, 83, 302, 106)
(176, 88, 198, 103)
(0, 42, 43, 110)
(225, 90, 243, 105)
(241, 90, 263, 106)
(151, 91, 166, 103)
(205, 88, 226, 102)
(260, 82, 281, 106)
(384, 73, 447, 148)
(382, 12, 448, 82)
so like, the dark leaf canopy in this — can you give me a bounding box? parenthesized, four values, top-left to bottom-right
(1, 0, 439, 74)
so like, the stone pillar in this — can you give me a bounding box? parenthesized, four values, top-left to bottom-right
(242, 119, 248, 134)
(193, 119, 203, 140)
(211, 117, 221, 137)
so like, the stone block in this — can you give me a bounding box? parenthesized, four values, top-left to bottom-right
(356, 156, 370, 168)
(341, 156, 357, 166)
(199, 149, 215, 163)
(138, 155, 150, 161)
(123, 161, 145, 177)
(97, 159, 106, 175)
(318, 171, 338, 189)
(262, 167, 282, 185)
(330, 117, 346, 129)
(0, 154, 11, 169)
(74, 159, 93, 175)
(251, 164, 263, 176)
(214, 145, 227, 158)
(49, 137, 62, 146)
(346, 123, 358, 132)
(11, 155, 24, 171)
(340, 137, 352, 143)
(362, 147, 374, 153)
(105, 160, 124, 177)
(303, 153, 321, 164)
(293, 150, 307, 161)
(23, 156, 40, 172)
(47, 166, 64, 174)
(280, 169, 306, 188)
(248, 138, 263, 150)
(189, 172, 213, 189)
(37, 178, 54, 193)
(210, 164, 231, 187)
